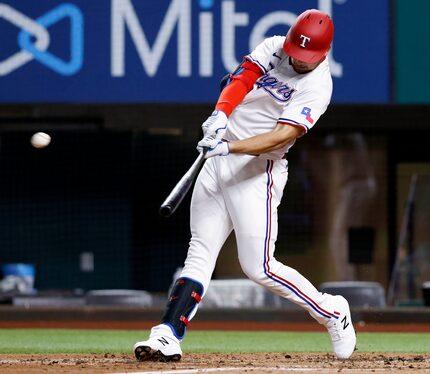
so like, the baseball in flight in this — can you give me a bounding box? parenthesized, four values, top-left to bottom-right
(30, 132, 51, 148)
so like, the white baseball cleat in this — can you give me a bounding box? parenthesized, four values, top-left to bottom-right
(134, 324, 182, 362)
(325, 295, 357, 359)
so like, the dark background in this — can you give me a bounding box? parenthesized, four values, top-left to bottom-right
(0, 104, 428, 292)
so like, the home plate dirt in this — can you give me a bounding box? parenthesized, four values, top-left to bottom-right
(0, 353, 429, 373)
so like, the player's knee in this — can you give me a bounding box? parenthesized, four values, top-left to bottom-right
(240, 255, 284, 287)
(240, 263, 267, 285)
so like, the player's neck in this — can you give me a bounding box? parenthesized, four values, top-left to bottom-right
(289, 57, 319, 74)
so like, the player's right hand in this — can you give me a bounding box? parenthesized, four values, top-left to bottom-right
(201, 110, 228, 140)
(197, 137, 230, 159)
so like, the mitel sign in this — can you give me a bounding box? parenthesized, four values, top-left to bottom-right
(110, 0, 343, 78)
(0, 0, 389, 103)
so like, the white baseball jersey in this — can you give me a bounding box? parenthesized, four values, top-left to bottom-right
(225, 35, 333, 160)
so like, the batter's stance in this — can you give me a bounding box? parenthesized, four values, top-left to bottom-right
(135, 9, 356, 361)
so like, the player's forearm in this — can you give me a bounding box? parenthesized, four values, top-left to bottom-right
(229, 134, 287, 155)
(215, 80, 249, 116)
(229, 126, 302, 155)
(228, 125, 304, 155)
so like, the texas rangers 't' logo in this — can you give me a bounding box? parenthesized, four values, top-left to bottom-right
(300, 34, 311, 48)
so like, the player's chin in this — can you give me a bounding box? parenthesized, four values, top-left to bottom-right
(293, 65, 312, 74)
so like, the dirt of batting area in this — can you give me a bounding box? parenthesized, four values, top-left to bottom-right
(0, 352, 429, 373)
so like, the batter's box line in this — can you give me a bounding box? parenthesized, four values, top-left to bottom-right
(111, 367, 348, 374)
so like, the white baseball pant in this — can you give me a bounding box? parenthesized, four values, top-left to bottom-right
(180, 153, 335, 325)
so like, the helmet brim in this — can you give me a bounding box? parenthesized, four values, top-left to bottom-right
(283, 40, 326, 64)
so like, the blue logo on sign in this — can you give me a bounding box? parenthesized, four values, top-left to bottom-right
(17, 3, 83, 76)
(199, 0, 214, 9)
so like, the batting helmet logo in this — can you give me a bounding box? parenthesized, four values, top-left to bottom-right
(299, 35, 311, 48)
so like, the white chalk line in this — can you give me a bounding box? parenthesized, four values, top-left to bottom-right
(114, 366, 404, 374)
(112, 367, 349, 374)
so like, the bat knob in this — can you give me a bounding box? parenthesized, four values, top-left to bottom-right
(159, 205, 173, 218)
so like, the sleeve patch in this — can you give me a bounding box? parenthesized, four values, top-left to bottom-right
(301, 107, 314, 124)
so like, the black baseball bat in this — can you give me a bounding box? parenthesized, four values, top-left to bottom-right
(159, 150, 206, 217)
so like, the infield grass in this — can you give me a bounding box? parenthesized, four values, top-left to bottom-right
(0, 329, 429, 354)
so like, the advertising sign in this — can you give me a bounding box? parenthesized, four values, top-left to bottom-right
(0, 0, 390, 103)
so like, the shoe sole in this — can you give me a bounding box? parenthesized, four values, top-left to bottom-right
(134, 345, 181, 362)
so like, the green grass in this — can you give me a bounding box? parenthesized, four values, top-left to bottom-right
(0, 329, 429, 354)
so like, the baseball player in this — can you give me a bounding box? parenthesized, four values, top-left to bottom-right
(134, 9, 356, 362)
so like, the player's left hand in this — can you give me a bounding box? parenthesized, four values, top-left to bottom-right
(201, 110, 228, 140)
(197, 136, 230, 159)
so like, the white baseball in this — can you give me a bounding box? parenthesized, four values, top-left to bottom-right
(30, 132, 51, 148)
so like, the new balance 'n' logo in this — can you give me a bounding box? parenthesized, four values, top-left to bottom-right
(157, 337, 169, 346)
(341, 316, 350, 330)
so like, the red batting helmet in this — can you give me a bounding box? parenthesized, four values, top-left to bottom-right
(283, 9, 334, 64)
